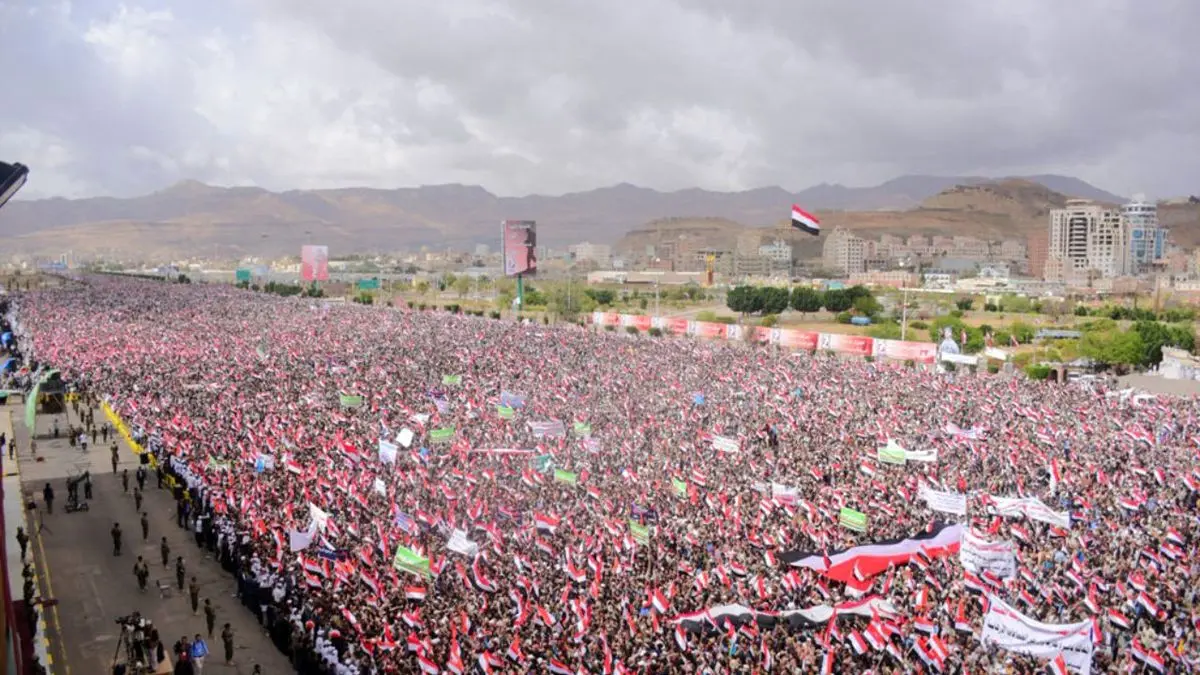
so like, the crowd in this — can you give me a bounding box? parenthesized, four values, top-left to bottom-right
(8, 276, 1200, 674)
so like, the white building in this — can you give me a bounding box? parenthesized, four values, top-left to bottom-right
(758, 240, 793, 263)
(1046, 200, 1129, 285)
(821, 228, 866, 276)
(1123, 195, 1166, 274)
(568, 242, 612, 264)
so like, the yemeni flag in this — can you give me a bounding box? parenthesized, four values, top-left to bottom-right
(791, 203, 821, 236)
(779, 523, 962, 584)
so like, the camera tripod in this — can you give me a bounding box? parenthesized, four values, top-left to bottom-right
(111, 623, 148, 675)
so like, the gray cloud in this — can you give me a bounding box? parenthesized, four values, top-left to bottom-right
(1, 0, 1197, 200)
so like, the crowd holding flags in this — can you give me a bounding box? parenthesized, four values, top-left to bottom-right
(7, 275, 1200, 673)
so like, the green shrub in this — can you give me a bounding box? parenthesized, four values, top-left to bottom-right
(760, 314, 778, 328)
(904, 359, 916, 368)
(910, 320, 928, 330)
(648, 327, 663, 337)
(604, 325, 616, 332)
(418, 303, 427, 311)
(987, 362, 1000, 374)
(836, 311, 852, 324)
(626, 326, 639, 335)
(949, 309, 964, 319)
(864, 355, 875, 363)
(489, 311, 501, 319)
(1025, 364, 1052, 380)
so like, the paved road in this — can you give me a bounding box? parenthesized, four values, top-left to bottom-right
(11, 401, 295, 674)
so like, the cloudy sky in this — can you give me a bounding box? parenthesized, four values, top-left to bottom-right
(1, 0, 1197, 200)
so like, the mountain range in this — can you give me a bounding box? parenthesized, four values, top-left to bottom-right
(0, 173, 1184, 260)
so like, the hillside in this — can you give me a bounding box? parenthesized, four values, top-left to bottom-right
(0, 174, 1132, 258)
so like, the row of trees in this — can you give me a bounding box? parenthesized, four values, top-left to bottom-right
(725, 285, 881, 317)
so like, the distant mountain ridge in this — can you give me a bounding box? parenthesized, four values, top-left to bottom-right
(0, 174, 1131, 257)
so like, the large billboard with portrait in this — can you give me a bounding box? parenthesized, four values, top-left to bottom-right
(502, 220, 537, 277)
(300, 245, 329, 282)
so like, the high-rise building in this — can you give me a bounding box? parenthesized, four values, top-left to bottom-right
(821, 228, 866, 276)
(1047, 200, 1129, 284)
(1123, 195, 1166, 273)
(1026, 232, 1048, 279)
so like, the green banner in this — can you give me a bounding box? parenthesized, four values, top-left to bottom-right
(430, 427, 456, 443)
(531, 454, 554, 473)
(496, 405, 515, 419)
(671, 477, 688, 498)
(629, 519, 650, 545)
(572, 421, 592, 437)
(392, 546, 432, 578)
(235, 268, 252, 282)
(442, 374, 462, 386)
(357, 278, 380, 290)
(839, 507, 868, 532)
(554, 469, 578, 485)
(339, 392, 363, 408)
(207, 457, 232, 472)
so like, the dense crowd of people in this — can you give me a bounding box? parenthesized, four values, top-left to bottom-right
(8, 277, 1200, 674)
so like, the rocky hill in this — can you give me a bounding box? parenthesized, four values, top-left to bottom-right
(0, 174, 1150, 258)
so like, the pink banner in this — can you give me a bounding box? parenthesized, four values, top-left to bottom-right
(753, 326, 774, 343)
(873, 339, 937, 364)
(779, 330, 819, 350)
(602, 313, 621, 326)
(823, 333, 874, 357)
(695, 322, 726, 339)
(667, 318, 690, 335)
(631, 315, 652, 331)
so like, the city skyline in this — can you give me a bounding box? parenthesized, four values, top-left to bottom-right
(2, 1, 1198, 200)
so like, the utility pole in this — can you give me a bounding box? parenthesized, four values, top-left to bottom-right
(655, 280, 660, 317)
(900, 287, 911, 341)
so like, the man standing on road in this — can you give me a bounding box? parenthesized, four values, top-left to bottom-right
(160, 537, 170, 567)
(134, 487, 143, 512)
(122, 468, 129, 493)
(111, 443, 119, 473)
(16, 527, 28, 560)
(203, 599, 216, 638)
(111, 522, 122, 556)
(141, 512, 150, 541)
(41, 483, 54, 514)
(189, 576, 200, 614)
(175, 556, 186, 590)
(133, 556, 149, 592)
(220, 624, 234, 665)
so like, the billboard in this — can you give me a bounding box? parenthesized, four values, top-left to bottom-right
(502, 220, 537, 277)
(300, 245, 329, 282)
(235, 268, 252, 282)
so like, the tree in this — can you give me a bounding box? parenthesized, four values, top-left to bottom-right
(1008, 321, 1035, 344)
(452, 276, 472, 298)
(853, 295, 883, 318)
(758, 287, 790, 315)
(584, 289, 616, 306)
(822, 289, 852, 313)
(727, 286, 764, 315)
(955, 297, 974, 311)
(1080, 329, 1144, 368)
(790, 287, 823, 315)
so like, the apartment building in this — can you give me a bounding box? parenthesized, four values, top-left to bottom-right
(1123, 195, 1166, 273)
(821, 228, 866, 276)
(1046, 199, 1129, 285)
(568, 241, 613, 264)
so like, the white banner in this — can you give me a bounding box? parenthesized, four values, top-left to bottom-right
(980, 595, 1094, 673)
(771, 482, 800, 504)
(920, 487, 967, 516)
(378, 439, 399, 464)
(711, 435, 741, 454)
(989, 496, 1071, 529)
(447, 529, 480, 557)
(905, 448, 939, 463)
(959, 529, 1016, 579)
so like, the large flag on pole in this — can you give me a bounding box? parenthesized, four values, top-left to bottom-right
(791, 204, 821, 236)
